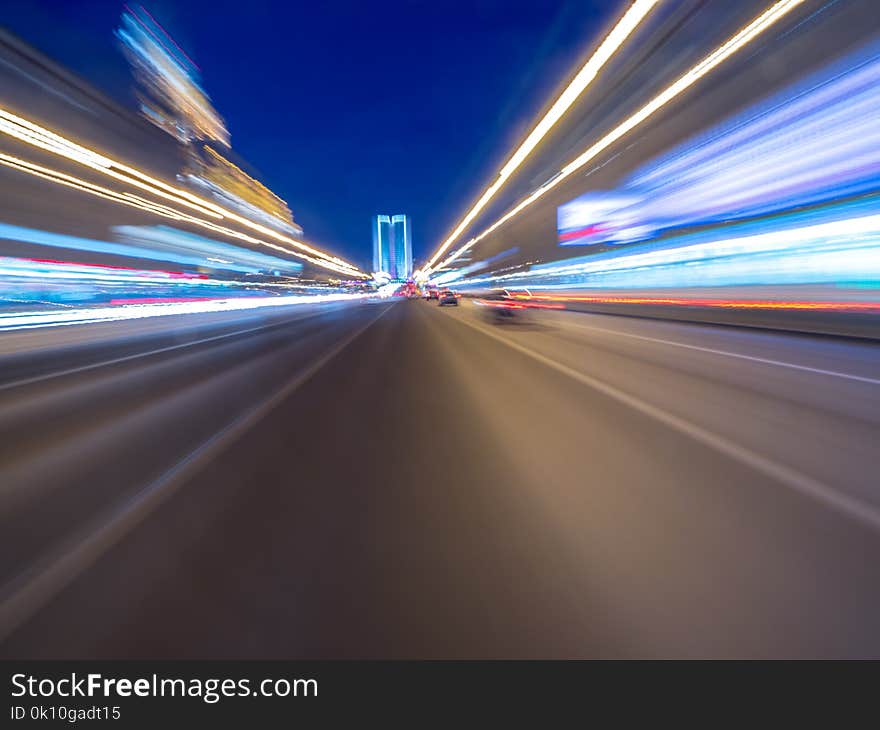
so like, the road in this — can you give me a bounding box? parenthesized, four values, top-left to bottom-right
(1, 298, 879, 658)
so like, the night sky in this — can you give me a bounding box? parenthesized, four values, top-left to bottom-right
(3, 0, 613, 269)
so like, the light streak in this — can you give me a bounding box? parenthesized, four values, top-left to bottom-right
(439, 198, 880, 296)
(0, 152, 194, 221)
(0, 108, 366, 276)
(555, 41, 880, 248)
(0, 256, 217, 286)
(506, 293, 880, 312)
(431, 0, 808, 273)
(0, 292, 372, 331)
(0, 154, 350, 272)
(423, 0, 659, 271)
(0, 149, 363, 278)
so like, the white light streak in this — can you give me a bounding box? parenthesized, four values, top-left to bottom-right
(423, 0, 659, 271)
(432, 0, 808, 273)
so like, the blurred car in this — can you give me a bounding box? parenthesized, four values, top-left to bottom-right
(425, 289, 439, 300)
(438, 289, 459, 306)
(477, 290, 523, 322)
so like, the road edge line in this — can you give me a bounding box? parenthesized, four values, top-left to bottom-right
(452, 311, 880, 533)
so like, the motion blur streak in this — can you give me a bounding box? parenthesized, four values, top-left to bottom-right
(454, 309, 880, 533)
(0, 140, 359, 275)
(473, 297, 565, 310)
(117, 3, 226, 145)
(0, 150, 362, 276)
(0, 292, 369, 331)
(435, 0, 808, 271)
(0, 257, 211, 286)
(453, 203, 880, 295)
(0, 109, 224, 219)
(0, 108, 365, 276)
(512, 294, 880, 312)
(446, 36, 880, 314)
(0, 152, 193, 221)
(422, 0, 659, 272)
(555, 45, 880, 247)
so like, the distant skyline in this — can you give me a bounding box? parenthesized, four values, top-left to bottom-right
(2, 0, 613, 269)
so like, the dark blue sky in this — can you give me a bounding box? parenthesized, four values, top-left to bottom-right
(4, 0, 613, 268)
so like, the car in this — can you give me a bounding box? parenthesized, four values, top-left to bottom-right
(438, 289, 459, 306)
(426, 289, 439, 300)
(477, 290, 522, 322)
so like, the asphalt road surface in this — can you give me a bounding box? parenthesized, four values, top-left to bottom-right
(1, 298, 879, 658)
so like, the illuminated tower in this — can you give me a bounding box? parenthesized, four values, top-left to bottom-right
(373, 215, 391, 275)
(372, 214, 412, 279)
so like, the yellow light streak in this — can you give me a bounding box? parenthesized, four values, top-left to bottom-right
(430, 0, 807, 274)
(0, 108, 366, 276)
(0, 152, 363, 277)
(423, 0, 660, 271)
(0, 152, 189, 220)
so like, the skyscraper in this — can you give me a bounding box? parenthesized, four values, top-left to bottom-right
(372, 214, 412, 279)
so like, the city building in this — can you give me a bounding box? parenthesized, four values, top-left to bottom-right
(372, 214, 412, 279)
(117, 6, 302, 238)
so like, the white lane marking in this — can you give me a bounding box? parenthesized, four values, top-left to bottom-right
(0, 310, 327, 394)
(558, 315, 880, 386)
(454, 313, 880, 533)
(0, 304, 392, 642)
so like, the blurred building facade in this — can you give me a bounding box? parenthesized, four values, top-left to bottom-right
(116, 5, 302, 238)
(372, 214, 412, 279)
